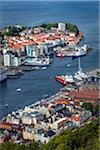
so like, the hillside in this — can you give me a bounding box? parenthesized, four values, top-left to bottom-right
(0, 118, 99, 150)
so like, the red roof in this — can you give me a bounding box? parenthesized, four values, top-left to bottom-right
(71, 114, 81, 122)
(53, 98, 69, 105)
(68, 89, 99, 102)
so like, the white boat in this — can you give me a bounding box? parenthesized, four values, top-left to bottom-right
(16, 88, 21, 92)
(5, 104, 8, 107)
(42, 67, 46, 70)
(56, 74, 74, 85)
(72, 46, 87, 58)
(74, 71, 85, 81)
(67, 64, 71, 67)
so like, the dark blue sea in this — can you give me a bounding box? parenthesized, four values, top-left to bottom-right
(0, 1, 99, 119)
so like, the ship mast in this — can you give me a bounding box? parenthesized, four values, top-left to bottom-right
(78, 57, 82, 72)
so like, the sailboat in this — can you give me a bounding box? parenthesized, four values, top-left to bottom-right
(74, 57, 87, 81)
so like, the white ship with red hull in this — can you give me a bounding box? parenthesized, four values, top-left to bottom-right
(55, 75, 74, 85)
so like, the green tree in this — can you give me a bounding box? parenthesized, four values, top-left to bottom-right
(40, 23, 47, 28)
(67, 23, 79, 34)
(94, 104, 99, 116)
(82, 102, 93, 113)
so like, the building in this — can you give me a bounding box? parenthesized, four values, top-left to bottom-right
(4, 51, 21, 67)
(71, 114, 81, 127)
(23, 127, 34, 141)
(58, 23, 66, 31)
(11, 53, 21, 67)
(71, 110, 92, 127)
(22, 111, 44, 125)
(26, 45, 37, 58)
(34, 129, 56, 144)
(68, 89, 99, 103)
(23, 127, 56, 143)
(4, 51, 12, 66)
(49, 118, 67, 129)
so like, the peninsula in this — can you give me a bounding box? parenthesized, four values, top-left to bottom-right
(0, 22, 85, 80)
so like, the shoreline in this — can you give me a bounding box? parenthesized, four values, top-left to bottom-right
(1, 68, 99, 120)
(0, 68, 99, 145)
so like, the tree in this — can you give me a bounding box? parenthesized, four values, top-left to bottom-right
(4, 26, 26, 36)
(40, 23, 47, 28)
(41, 118, 99, 150)
(0, 119, 99, 150)
(67, 23, 79, 34)
(94, 104, 99, 116)
(82, 102, 93, 113)
(46, 23, 58, 29)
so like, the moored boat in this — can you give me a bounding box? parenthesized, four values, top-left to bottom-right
(55, 75, 74, 85)
(42, 67, 46, 70)
(56, 44, 91, 58)
(56, 53, 65, 58)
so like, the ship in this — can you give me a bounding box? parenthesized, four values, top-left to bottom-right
(24, 57, 50, 67)
(55, 74, 74, 85)
(56, 44, 91, 58)
(72, 44, 91, 59)
(72, 49, 86, 59)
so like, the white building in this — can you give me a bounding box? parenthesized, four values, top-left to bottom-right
(34, 130, 55, 144)
(4, 51, 21, 67)
(3, 47, 8, 55)
(22, 111, 44, 125)
(69, 32, 76, 37)
(12, 56, 21, 67)
(49, 118, 67, 129)
(23, 127, 56, 143)
(4, 52, 12, 66)
(58, 23, 66, 31)
(23, 129, 34, 141)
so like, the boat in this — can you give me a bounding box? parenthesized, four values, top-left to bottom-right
(55, 74, 74, 85)
(72, 50, 86, 59)
(56, 53, 65, 58)
(67, 64, 71, 67)
(74, 58, 87, 81)
(56, 44, 90, 58)
(72, 44, 91, 59)
(5, 104, 8, 107)
(42, 67, 46, 70)
(24, 57, 50, 67)
(16, 88, 21, 92)
(25, 62, 50, 67)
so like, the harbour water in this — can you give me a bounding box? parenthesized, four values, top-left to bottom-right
(0, 1, 99, 119)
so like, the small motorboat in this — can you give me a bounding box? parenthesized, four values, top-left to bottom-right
(42, 67, 46, 70)
(5, 104, 8, 107)
(67, 64, 71, 67)
(16, 88, 21, 92)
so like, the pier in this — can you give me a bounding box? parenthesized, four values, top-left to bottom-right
(86, 69, 100, 78)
